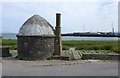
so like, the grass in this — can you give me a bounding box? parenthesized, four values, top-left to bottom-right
(62, 40, 120, 53)
(62, 45, 69, 50)
(1, 39, 17, 50)
(1, 39, 120, 53)
(2, 39, 17, 45)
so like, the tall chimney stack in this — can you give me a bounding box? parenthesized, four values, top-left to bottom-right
(54, 13, 62, 55)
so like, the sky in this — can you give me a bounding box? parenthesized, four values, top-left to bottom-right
(0, 0, 119, 33)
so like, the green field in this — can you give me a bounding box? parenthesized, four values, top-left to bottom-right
(62, 40, 119, 53)
(1, 39, 17, 50)
(1, 39, 120, 53)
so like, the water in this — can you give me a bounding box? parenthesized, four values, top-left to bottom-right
(2, 33, 17, 39)
(62, 36, 119, 41)
(1, 33, 119, 41)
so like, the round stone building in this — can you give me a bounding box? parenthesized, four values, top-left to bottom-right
(17, 15, 55, 60)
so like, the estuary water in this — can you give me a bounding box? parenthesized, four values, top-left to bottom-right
(1, 33, 119, 41)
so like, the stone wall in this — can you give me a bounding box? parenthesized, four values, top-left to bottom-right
(17, 36, 54, 60)
(82, 53, 119, 60)
(0, 47, 11, 57)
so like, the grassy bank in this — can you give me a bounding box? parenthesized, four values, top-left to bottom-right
(1, 39, 120, 53)
(1, 39, 17, 50)
(62, 40, 119, 53)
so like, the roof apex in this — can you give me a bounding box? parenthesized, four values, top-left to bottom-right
(17, 15, 55, 36)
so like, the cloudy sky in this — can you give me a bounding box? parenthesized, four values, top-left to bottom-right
(1, 0, 119, 33)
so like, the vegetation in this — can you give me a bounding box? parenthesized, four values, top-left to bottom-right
(1, 39, 17, 50)
(1, 39, 120, 53)
(62, 40, 120, 53)
(62, 45, 69, 50)
(69, 53, 75, 61)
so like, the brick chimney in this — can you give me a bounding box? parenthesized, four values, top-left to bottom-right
(54, 13, 62, 55)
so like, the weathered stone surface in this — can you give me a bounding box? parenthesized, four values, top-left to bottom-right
(82, 53, 119, 60)
(17, 15, 55, 60)
(17, 36, 54, 60)
(18, 15, 55, 36)
(0, 47, 11, 57)
(71, 50, 81, 60)
(54, 13, 62, 55)
(62, 50, 119, 60)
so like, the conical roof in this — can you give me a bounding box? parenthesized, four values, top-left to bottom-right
(18, 15, 55, 36)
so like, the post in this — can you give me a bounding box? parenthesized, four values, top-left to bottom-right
(54, 13, 62, 55)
